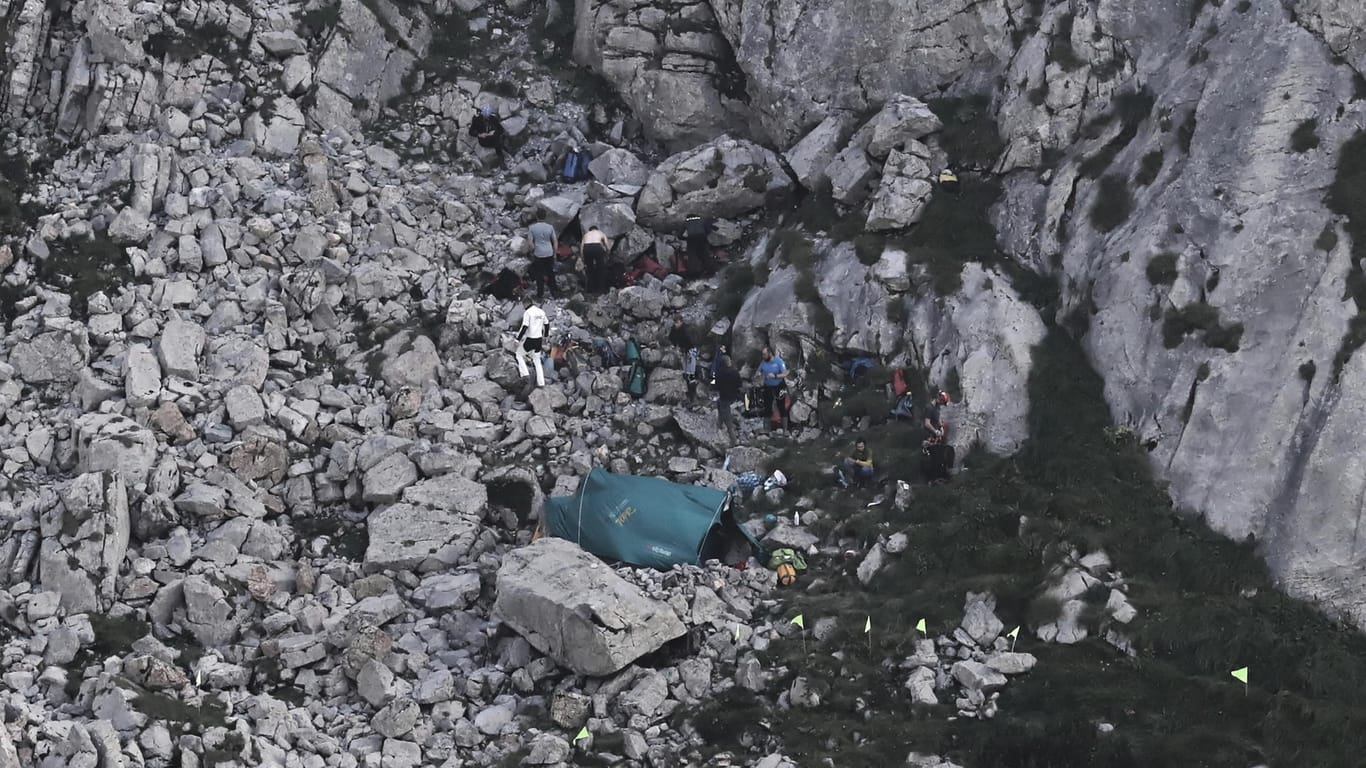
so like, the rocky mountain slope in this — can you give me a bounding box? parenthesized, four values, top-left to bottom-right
(576, 0, 1366, 627)
(4, 0, 1366, 766)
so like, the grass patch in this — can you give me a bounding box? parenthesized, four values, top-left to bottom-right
(927, 95, 1005, 169)
(1162, 303, 1244, 352)
(685, 328, 1366, 767)
(902, 176, 1007, 295)
(1291, 119, 1321, 153)
(711, 262, 758, 324)
(1325, 131, 1366, 375)
(1089, 175, 1133, 233)
(1135, 150, 1164, 187)
(1314, 223, 1339, 252)
(1145, 252, 1179, 285)
(1078, 90, 1155, 180)
(14, 234, 137, 320)
(1048, 13, 1085, 71)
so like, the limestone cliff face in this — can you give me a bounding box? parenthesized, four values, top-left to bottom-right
(578, 0, 1366, 624)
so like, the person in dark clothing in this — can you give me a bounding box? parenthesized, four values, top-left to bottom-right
(470, 106, 506, 157)
(683, 215, 715, 277)
(923, 390, 950, 443)
(714, 355, 741, 441)
(668, 317, 699, 400)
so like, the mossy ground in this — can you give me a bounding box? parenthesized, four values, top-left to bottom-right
(685, 329, 1366, 767)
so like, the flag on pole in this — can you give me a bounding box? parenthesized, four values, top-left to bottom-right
(1007, 626, 1020, 640)
(734, 624, 741, 641)
(1231, 667, 1249, 685)
(574, 727, 589, 744)
(791, 614, 805, 629)
(915, 618, 926, 633)
(864, 616, 871, 633)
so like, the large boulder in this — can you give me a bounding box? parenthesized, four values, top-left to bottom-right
(10, 328, 89, 384)
(635, 136, 793, 231)
(157, 317, 207, 379)
(866, 145, 934, 232)
(75, 413, 158, 487)
(573, 0, 751, 150)
(492, 538, 687, 676)
(379, 332, 441, 389)
(784, 115, 852, 191)
(364, 478, 487, 572)
(38, 472, 131, 613)
(207, 335, 269, 389)
(310, 0, 432, 133)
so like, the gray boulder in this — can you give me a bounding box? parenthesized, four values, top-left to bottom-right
(38, 472, 131, 613)
(826, 144, 878, 206)
(364, 478, 487, 572)
(588, 148, 651, 187)
(124, 344, 162, 408)
(636, 136, 793, 230)
(854, 95, 943, 159)
(363, 454, 419, 504)
(380, 332, 441, 389)
(75, 413, 157, 486)
(492, 538, 687, 676)
(207, 335, 270, 389)
(960, 591, 1005, 646)
(866, 146, 933, 231)
(784, 115, 851, 191)
(950, 660, 1007, 693)
(11, 329, 88, 384)
(157, 318, 206, 379)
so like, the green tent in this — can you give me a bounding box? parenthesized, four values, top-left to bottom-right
(544, 468, 763, 570)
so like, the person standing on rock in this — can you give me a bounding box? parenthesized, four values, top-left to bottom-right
(471, 105, 506, 159)
(924, 391, 950, 442)
(668, 317, 699, 400)
(714, 354, 741, 441)
(756, 346, 790, 431)
(581, 225, 611, 294)
(683, 215, 715, 277)
(514, 298, 549, 387)
(528, 210, 559, 299)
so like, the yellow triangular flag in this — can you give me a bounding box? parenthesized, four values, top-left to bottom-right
(1231, 667, 1248, 685)
(864, 616, 871, 633)
(1008, 626, 1020, 640)
(574, 726, 589, 743)
(915, 618, 926, 633)
(791, 614, 804, 629)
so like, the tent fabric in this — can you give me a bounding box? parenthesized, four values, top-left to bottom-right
(544, 468, 761, 570)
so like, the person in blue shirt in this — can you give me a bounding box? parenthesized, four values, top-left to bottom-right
(755, 346, 790, 431)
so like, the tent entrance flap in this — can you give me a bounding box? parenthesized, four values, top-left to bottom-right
(543, 468, 757, 570)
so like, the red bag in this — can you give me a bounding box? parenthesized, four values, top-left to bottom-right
(640, 256, 669, 279)
(892, 368, 909, 398)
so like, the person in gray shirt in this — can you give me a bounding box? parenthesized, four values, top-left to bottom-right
(527, 210, 558, 298)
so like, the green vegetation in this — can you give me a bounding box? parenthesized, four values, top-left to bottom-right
(1090, 174, 1133, 233)
(1325, 131, 1366, 375)
(1314, 222, 1339, 252)
(710, 262, 757, 323)
(1047, 13, 1084, 71)
(1290, 119, 1321, 153)
(927, 95, 1005, 169)
(1134, 149, 1164, 186)
(686, 329, 1366, 767)
(1162, 303, 1244, 352)
(1299, 360, 1317, 383)
(1078, 90, 1155, 180)
(1145, 252, 1179, 285)
(2, 234, 137, 322)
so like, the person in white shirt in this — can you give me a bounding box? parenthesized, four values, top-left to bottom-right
(514, 299, 549, 387)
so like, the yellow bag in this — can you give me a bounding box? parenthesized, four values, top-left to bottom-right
(776, 563, 798, 586)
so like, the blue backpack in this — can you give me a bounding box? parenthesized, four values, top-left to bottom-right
(844, 356, 875, 384)
(562, 148, 593, 182)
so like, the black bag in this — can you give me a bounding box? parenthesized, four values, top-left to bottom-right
(741, 386, 765, 417)
(921, 442, 955, 483)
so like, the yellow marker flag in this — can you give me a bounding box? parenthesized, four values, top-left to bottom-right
(864, 616, 871, 633)
(574, 727, 589, 743)
(1231, 667, 1249, 685)
(1008, 626, 1020, 640)
(915, 618, 927, 633)
(734, 624, 741, 641)
(791, 614, 805, 629)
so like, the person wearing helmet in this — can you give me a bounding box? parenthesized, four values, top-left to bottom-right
(923, 390, 950, 443)
(938, 167, 960, 196)
(470, 105, 506, 157)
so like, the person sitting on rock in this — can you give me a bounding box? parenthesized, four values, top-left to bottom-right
(838, 438, 876, 487)
(470, 105, 506, 158)
(923, 390, 950, 444)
